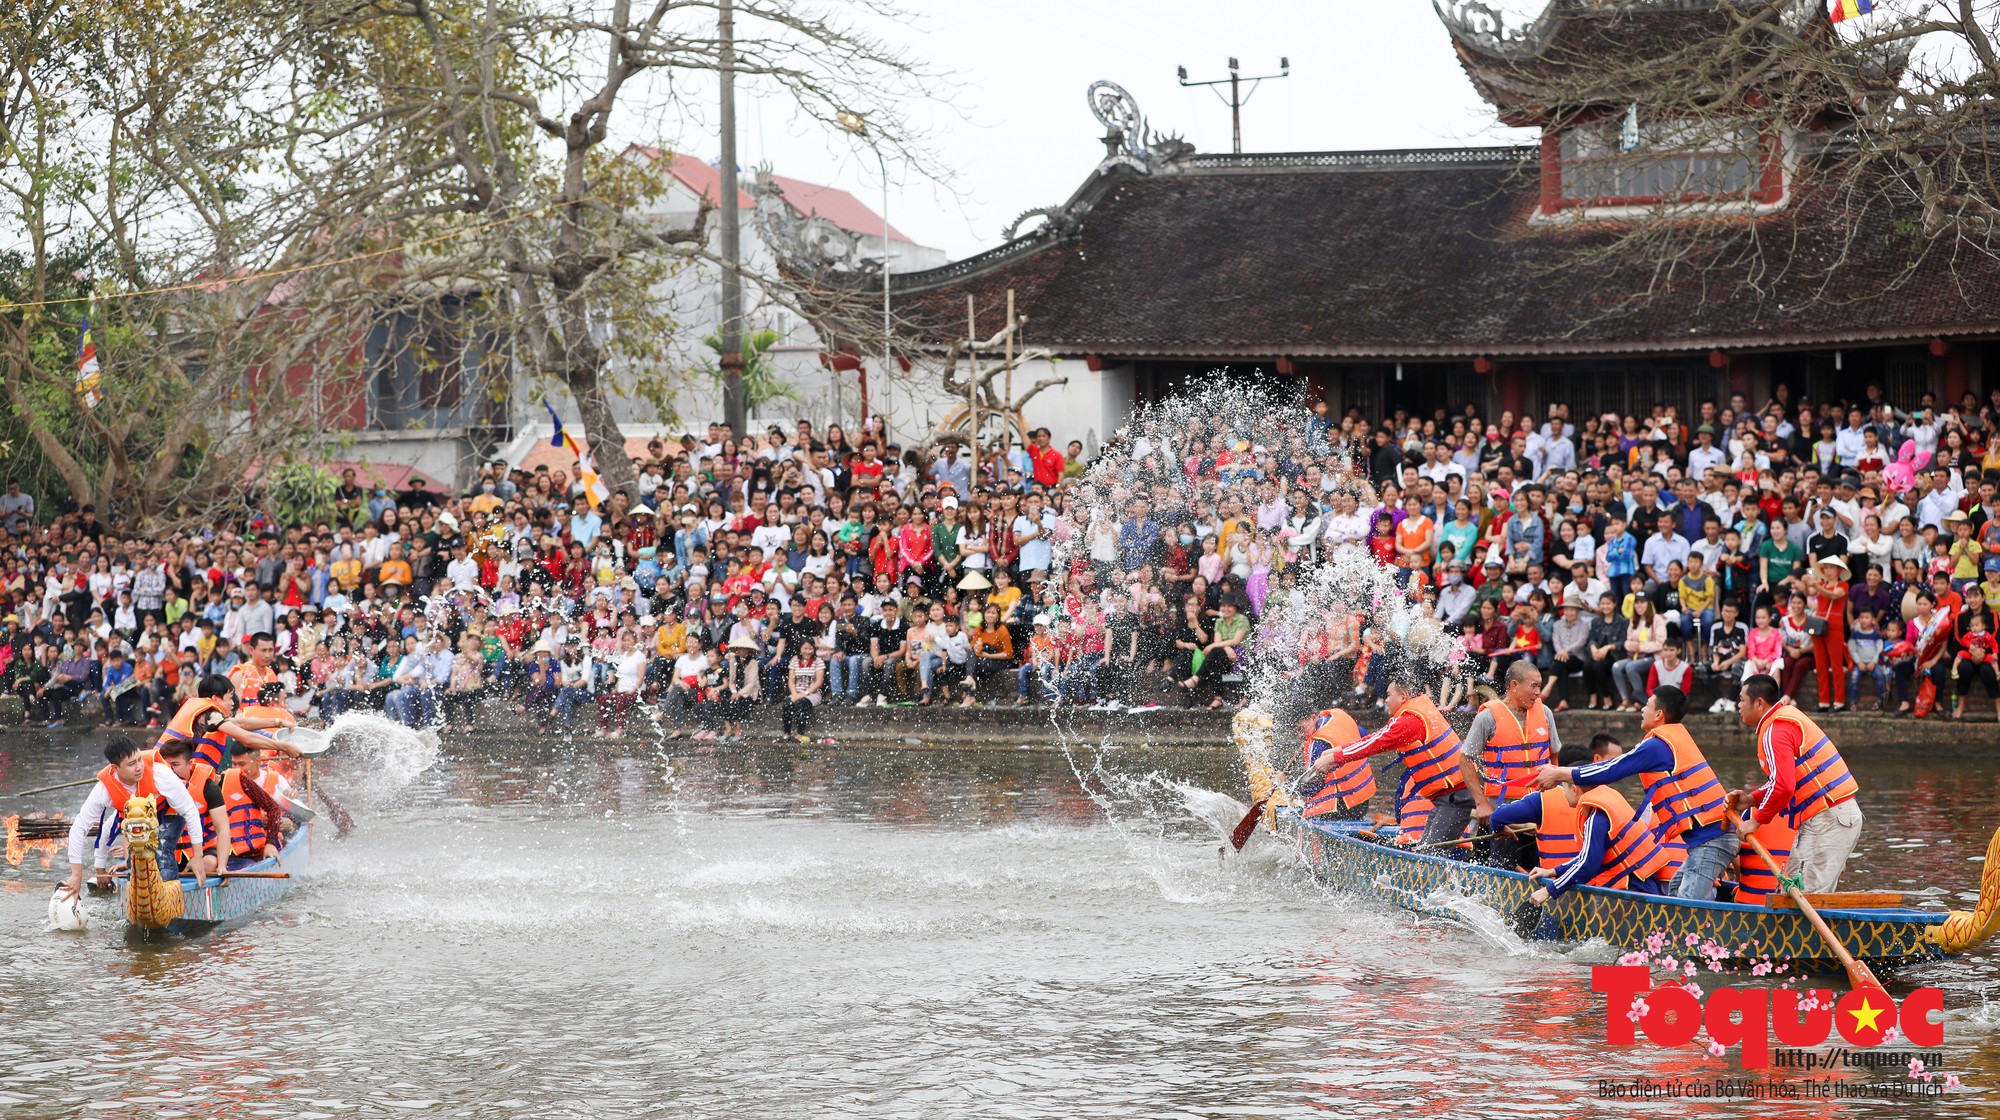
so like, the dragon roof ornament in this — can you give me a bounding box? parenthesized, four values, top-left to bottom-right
(749, 164, 872, 275)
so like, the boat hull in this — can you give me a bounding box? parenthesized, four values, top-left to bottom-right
(118, 821, 311, 938)
(1278, 809, 1947, 970)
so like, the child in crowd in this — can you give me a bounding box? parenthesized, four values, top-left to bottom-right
(1847, 609, 1891, 711)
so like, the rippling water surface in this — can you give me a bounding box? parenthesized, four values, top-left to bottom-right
(2, 730, 1997, 1118)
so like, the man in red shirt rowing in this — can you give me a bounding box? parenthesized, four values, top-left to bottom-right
(1730, 673, 1863, 893)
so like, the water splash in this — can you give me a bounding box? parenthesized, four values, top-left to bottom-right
(1045, 382, 1467, 775)
(323, 712, 440, 796)
(1038, 381, 1472, 885)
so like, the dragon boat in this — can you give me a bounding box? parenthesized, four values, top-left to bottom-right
(1234, 712, 2000, 971)
(114, 795, 311, 939)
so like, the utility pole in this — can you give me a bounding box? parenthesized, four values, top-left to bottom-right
(718, 0, 746, 437)
(1178, 57, 1290, 154)
(966, 295, 979, 486)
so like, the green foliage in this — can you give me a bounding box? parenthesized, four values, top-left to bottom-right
(698, 328, 798, 413)
(266, 461, 342, 526)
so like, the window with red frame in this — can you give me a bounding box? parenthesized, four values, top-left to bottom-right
(1544, 117, 1781, 213)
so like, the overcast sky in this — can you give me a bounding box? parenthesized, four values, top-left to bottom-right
(649, 0, 1539, 260)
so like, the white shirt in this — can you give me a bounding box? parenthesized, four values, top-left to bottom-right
(1323, 511, 1370, 549)
(445, 557, 481, 591)
(670, 652, 710, 685)
(934, 628, 971, 666)
(1434, 581, 1476, 625)
(751, 524, 791, 560)
(613, 651, 647, 694)
(1917, 484, 1964, 531)
(1688, 445, 1728, 477)
(67, 762, 204, 867)
(1013, 509, 1055, 571)
(1834, 426, 1867, 468)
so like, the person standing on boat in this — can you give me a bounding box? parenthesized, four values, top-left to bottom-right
(227, 633, 284, 714)
(1732, 673, 1862, 893)
(1462, 660, 1556, 870)
(57, 738, 210, 899)
(1297, 675, 1465, 844)
(1532, 685, 1737, 900)
(1296, 708, 1377, 821)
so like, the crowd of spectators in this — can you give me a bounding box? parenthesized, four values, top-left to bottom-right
(4, 381, 2000, 742)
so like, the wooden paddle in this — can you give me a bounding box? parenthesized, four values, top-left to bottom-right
(213, 871, 290, 879)
(1228, 797, 1271, 850)
(1729, 812, 1881, 991)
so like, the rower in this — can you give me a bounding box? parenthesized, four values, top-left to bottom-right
(226, 633, 283, 712)
(221, 741, 288, 866)
(159, 681, 301, 773)
(230, 739, 313, 838)
(1725, 792, 1798, 905)
(1463, 660, 1556, 870)
(1297, 708, 1376, 821)
(1732, 673, 1862, 893)
(155, 738, 231, 880)
(58, 738, 209, 900)
(1300, 675, 1466, 845)
(1533, 685, 1737, 901)
(1494, 746, 1678, 905)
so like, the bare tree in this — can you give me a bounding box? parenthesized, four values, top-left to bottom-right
(274, 0, 944, 499)
(0, 0, 402, 527)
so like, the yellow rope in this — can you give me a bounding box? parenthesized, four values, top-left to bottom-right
(0, 198, 583, 314)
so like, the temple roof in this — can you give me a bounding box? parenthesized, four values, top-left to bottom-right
(872, 150, 2000, 361)
(1436, 1, 1840, 126)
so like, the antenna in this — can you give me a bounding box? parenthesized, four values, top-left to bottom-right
(1178, 57, 1290, 154)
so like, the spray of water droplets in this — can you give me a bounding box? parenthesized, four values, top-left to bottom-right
(1036, 382, 1472, 825)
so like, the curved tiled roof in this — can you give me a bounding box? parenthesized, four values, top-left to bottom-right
(877, 149, 2000, 361)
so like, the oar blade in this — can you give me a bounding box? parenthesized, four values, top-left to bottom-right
(1510, 899, 1545, 941)
(1229, 797, 1272, 851)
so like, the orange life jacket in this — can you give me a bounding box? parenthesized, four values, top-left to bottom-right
(1536, 787, 1676, 889)
(1756, 704, 1858, 829)
(157, 696, 228, 773)
(170, 761, 221, 859)
(1393, 692, 1464, 801)
(1734, 817, 1799, 904)
(1477, 698, 1552, 802)
(221, 768, 268, 857)
(1636, 723, 1728, 842)
(1302, 709, 1377, 817)
(227, 700, 296, 761)
(1394, 771, 1434, 844)
(96, 760, 160, 814)
(228, 661, 282, 703)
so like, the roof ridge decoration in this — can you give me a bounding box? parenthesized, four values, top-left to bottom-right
(1434, 0, 1563, 59)
(1086, 81, 1196, 177)
(997, 81, 1193, 245)
(1436, 0, 1759, 60)
(749, 163, 872, 275)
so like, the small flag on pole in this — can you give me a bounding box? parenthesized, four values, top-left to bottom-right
(1830, 0, 1873, 22)
(75, 319, 103, 410)
(544, 399, 607, 508)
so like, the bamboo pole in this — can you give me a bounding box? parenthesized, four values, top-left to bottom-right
(1004, 288, 1016, 455)
(14, 776, 98, 799)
